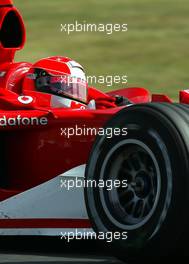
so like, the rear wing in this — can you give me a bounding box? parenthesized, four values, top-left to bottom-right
(0, 0, 25, 63)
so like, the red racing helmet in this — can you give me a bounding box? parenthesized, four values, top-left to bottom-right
(23, 56, 88, 104)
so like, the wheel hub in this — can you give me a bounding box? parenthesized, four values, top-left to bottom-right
(100, 140, 161, 229)
(134, 171, 151, 198)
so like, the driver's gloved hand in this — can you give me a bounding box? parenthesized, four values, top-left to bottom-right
(115, 95, 132, 106)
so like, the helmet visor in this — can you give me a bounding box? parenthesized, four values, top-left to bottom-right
(35, 74, 88, 103)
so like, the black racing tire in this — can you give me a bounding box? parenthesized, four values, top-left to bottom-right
(84, 103, 189, 261)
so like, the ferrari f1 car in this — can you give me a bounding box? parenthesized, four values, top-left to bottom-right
(0, 0, 189, 260)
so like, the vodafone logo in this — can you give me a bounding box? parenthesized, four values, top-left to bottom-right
(18, 96, 33, 104)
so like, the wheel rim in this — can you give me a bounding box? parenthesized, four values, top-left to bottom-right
(99, 139, 161, 230)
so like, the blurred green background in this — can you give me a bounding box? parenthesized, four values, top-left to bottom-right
(14, 0, 189, 100)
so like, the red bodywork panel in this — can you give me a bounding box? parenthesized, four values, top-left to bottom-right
(152, 94, 173, 103)
(0, 87, 120, 196)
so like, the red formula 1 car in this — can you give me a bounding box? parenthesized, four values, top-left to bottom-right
(1, 0, 189, 260)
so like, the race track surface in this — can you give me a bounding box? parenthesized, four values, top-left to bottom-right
(0, 238, 124, 264)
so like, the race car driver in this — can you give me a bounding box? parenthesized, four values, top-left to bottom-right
(22, 56, 129, 109)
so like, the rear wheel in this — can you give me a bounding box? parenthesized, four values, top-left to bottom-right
(85, 103, 189, 260)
